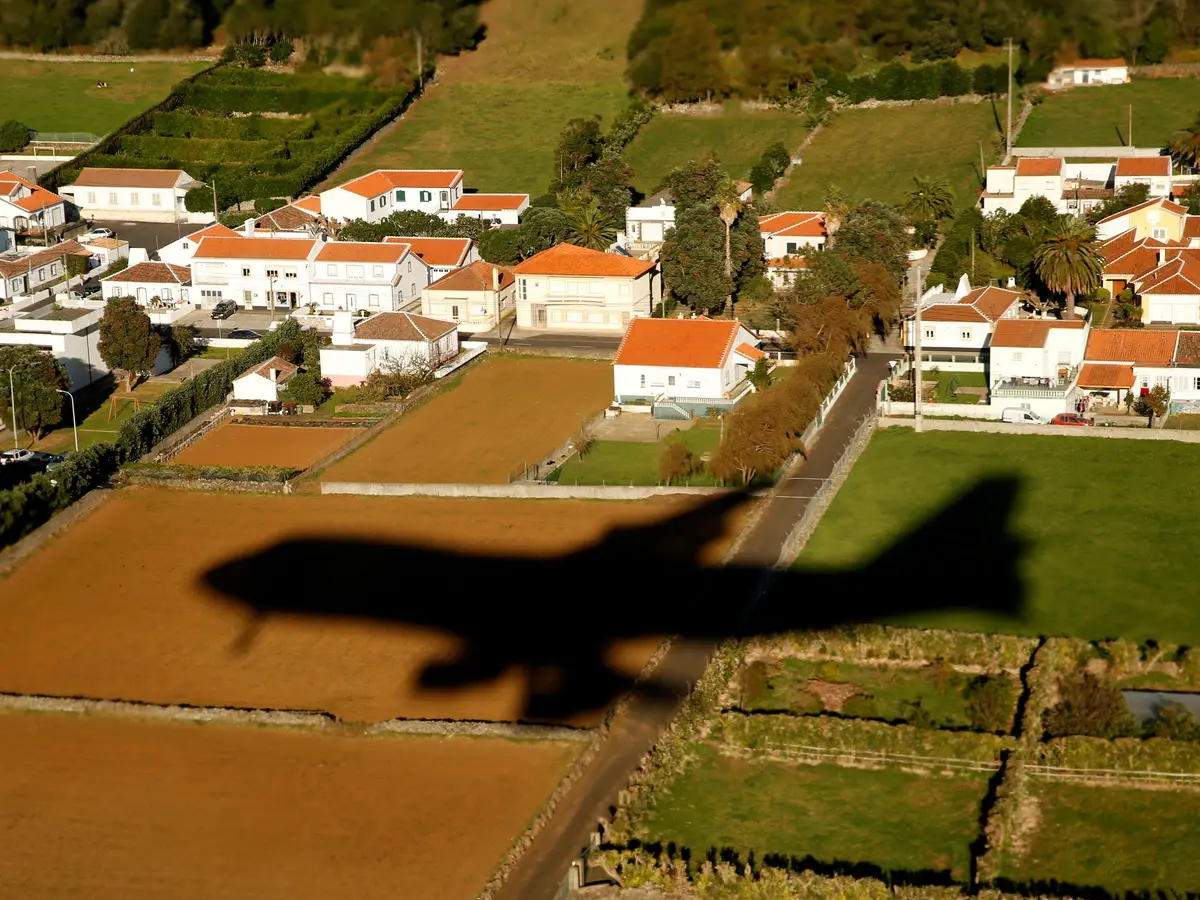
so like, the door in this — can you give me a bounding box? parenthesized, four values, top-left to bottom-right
(1149, 300, 1173, 323)
(532, 304, 547, 327)
(1110, 279, 1127, 296)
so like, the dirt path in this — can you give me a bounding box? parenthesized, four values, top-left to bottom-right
(491, 353, 898, 900)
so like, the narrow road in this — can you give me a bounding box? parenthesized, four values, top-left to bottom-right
(492, 352, 897, 900)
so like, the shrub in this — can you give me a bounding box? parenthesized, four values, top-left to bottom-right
(185, 186, 213, 214)
(603, 100, 653, 153)
(888, 382, 915, 401)
(1044, 673, 1138, 738)
(122, 463, 299, 483)
(966, 675, 1017, 733)
(841, 694, 880, 719)
(280, 371, 330, 406)
(254, 195, 286, 214)
(659, 440, 699, 484)
(269, 39, 294, 64)
(0, 119, 31, 153)
(1149, 702, 1200, 741)
(1092, 287, 1111, 302)
(762, 140, 791, 177)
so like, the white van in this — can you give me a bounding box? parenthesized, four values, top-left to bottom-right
(1002, 408, 1048, 425)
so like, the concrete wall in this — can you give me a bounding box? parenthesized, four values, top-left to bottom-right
(878, 416, 1200, 443)
(320, 482, 732, 499)
(1015, 147, 1162, 158)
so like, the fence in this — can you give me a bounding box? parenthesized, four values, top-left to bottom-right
(755, 741, 1002, 774)
(1012, 146, 1164, 157)
(321, 481, 731, 500)
(1026, 764, 1200, 787)
(30, 131, 104, 145)
(799, 356, 857, 448)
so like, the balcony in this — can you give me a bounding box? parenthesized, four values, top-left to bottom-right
(991, 365, 1080, 399)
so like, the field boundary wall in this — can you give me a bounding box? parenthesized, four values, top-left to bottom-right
(878, 416, 1200, 442)
(147, 404, 231, 462)
(321, 481, 732, 499)
(0, 487, 114, 577)
(495, 345, 615, 361)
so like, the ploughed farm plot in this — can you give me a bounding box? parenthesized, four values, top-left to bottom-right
(0, 711, 579, 900)
(0, 487, 744, 725)
(172, 423, 359, 469)
(322, 356, 613, 484)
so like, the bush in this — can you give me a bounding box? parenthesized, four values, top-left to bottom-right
(659, 440, 699, 484)
(122, 463, 299, 483)
(888, 381, 915, 402)
(966, 675, 1017, 733)
(280, 371, 330, 406)
(1092, 287, 1111, 302)
(1044, 673, 1138, 739)
(749, 161, 777, 197)
(185, 186, 213, 214)
(0, 119, 31, 153)
(253, 195, 286, 214)
(603, 100, 653, 153)
(269, 39, 294, 64)
(100, 257, 129, 277)
(762, 141, 791, 177)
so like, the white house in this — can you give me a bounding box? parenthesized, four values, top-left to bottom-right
(621, 181, 751, 251)
(0, 241, 89, 302)
(310, 241, 430, 313)
(987, 317, 1089, 390)
(386, 235, 477, 279)
(253, 196, 323, 233)
(439, 193, 529, 226)
(422, 260, 514, 333)
(1134, 255, 1200, 324)
(232, 356, 299, 402)
(319, 170, 465, 223)
(982, 157, 1070, 215)
(904, 279, 1024, 371)
(1047, 59, 1129, 89)
(78, 236, 129, 270)
(512, 243, 659, 332)
(1078, 328, 1184, 408)
(101, 261, 192, 308)
(1114, 157, 1173, 198)
(157, 222, 242, 268)
(613, 317, 765, 406)
(0, 304, 106, 389)
(0, 172, 68, 234)
(759, 211, 826, 289)
(190, 236, 319, 310)
(59, 168, 205, 224)
(319, 310, 459, 387)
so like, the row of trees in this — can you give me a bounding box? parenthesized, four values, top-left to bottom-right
(628, 0, 1200, 102)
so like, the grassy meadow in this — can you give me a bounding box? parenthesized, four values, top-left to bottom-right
(1018, 79, 1200, 149)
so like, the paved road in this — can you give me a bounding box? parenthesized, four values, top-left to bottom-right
(93, 219, 199, 255)
(492, 352, 897, 900)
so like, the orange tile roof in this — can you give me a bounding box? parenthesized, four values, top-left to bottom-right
(293, 195, 322, 214)
(315, 242, 410, 263)
(1175, 332, 1200, 366)
(337, 169, 464, 197)
(760, 211, 826, 237)
(960, 286, 1022, 321)
(185, 223, 240, 242)
(1185, 217, 1200, 241)
(451, 193, 529, 211)
(1084, 329, 1177, 366)
(256, 201, 320, 231)
(991, 318, 1085, 348)
(71, 167, 188, 189)
(1104, 238, 1169, 278)
(13, 190, 63, 211)
(386, 236, 473, 268)
(427, 260, 514, 292)
(614, 317, 749, 368)
(0, 241, 87, 278)
(919, 304, 989, 323)
(513, 243, 655, 278)
(241, 356, 298, 383)
(1098, 196, 1188, 224)
(734, 342, 766, 362)
(354, 312, 457, 342)
(103, 261, 191, 285)
(1063, 58, 1127, 68)
(193, 237, 316, 260)
(1115, 157, 1171, 178)
(1077, 363, 1135, 389)
(1016, 157, 1063, 177)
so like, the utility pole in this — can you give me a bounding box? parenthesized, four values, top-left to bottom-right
(979, 141, 986, 178)
(414, 31, 424, 87)
(914, 266, 925, 434)
(1128, 103, 1133, 148)
(211, 181, 218, 221)
(1005, 38, 1014, 160)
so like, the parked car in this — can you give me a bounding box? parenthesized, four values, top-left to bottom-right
(79, 282, 102, 297)
(80, 228, 115, 241)
(1001, 408, 1049, 425)
(228, 329, 261, 340)
(1051, 413, 1094, 427)
(44, 453, 70, 471)
(0, 448, 34, 465)
(210, 300, 238, 320)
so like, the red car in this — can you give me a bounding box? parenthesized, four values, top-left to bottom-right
(1051, 413, 1094, 427)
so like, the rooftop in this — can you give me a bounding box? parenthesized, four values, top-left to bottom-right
(386, 236, 474, 268)
(960, 285, 1022, 321)
(450, 193, 529, 211)
(513, 242, 655, 278)
(1016, 157, 1064, 177)
(103, 261, 191, 285)
(239, 355, 298, 383)
(334, 169, 464, 198)
(427, 260, 514, 293)
(315, 242, 410, 264)
(1084, 329, 1177, 366)
(990, 317, 1086, 348)
(614, 317, 751, 369)
(760, 211, 825, 238)
(40, 307, 94, 321)
(1077, 363, 1135, 389)
(1097, 196, 1188, 224)
(354, 311, 457, 343)
(70, 167, 189, 189)
(1115, 157, 1171, 178)
(193, 236, 316, 260)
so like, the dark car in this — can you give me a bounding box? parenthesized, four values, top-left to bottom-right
(228, 329, 262, 340)
(1051, 413, 1094, 427)
(210, 300, 238, 320)
(79, 282, 102, 297)
(44, 453, 70, 471)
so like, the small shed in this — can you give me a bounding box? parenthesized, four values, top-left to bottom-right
(233, 355, 298, 402)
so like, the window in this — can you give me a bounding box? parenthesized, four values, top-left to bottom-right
(86, 191, 96, 204)
(372, 265, 384, 278)
(519, 279, 527, 301)
(395, 190, 405, 203)
(1193, 377, 1200, 391)
(326, 264, 337, 276)
(687, 380, 701, 389)
(407, 261, 412, 273)
(162, 288, 172, 301)
(242, 267, 251, 277)
(200, 289, 223, 299)
(410, 282, 417, 297)
(923, 327, 935, 339)
(1013, 351, 1023, 361)
(243, 290, 253, 303)
(50, 263, 57, 276)
(639, 374, 646, 388)
(284, 268, 297, 278)
(668, 375, 676, 386)
(181, 241, 189, 250)
(451, 304, 459, 320)
(151, 193, 161, 206)
(108, 192, 117, 204)
(347, 265, 363, 278)
(266, 269, 279, 278)
(370, 200, 376, 212)
(1141, 375, 1149, 388)
(322, 292, 334, 305)
(346, 293, 356, 307)
(1156, 375, 1171, 389)
(1153, 227, 1168, 241)
(419, 190, 432, 202)
(130, 192, 139, 205)
(368, 294, 379, 307)
(786, 241, 798, 254)
(380, 195, 387, 207)
(37, 267, 45, 280)
(440, 191, 448, 204)
(960, 329, 971, 340)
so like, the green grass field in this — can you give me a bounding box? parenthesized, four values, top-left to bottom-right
(1002, 783, 1200, 893)
(623, 103, 808, 195)
(795, 429, 1200, 644)
(0, 60, 208, 136)
(775, 102, 1003, 209)
(551, 421, 722, 486)
(30, 378, 172, 454)
(640, 748, 989, 882)
(332, 0, 640, 194)
(1017, 80, 1200, 149)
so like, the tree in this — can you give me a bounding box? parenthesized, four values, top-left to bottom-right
(0, 119, 30, 153)
(1045, 674, 1137, 738)
(570, 155, 635, 223)
(97, 297, 161, 391)
(552, 117, 603, 186)
(517, 206, 572, 258)
(715, 178, 745, 313)
(1033, 221, 1105, 321)
(1169, 116, 1200, 170)
(965, 675, 1015, 733)
(822, 183, 850, 246)
(663, 153, 724, 209)
(478, 228, 522, 266)
(563, 198, 617, 251)
(0, 345, 68, 440)
(281, 371, 330, 407)
(748, 357, 771, 391)
(660, 206, 730, 314)
(166, 324, 199, 367)
(659, 440, 699, 484)
(1090, 182, 1150, 222)
(1133, 384, 1170, 428)
(903, 176, 954, 223)
(834, 203, 910, 280)
(730, 204, 767, 296)
(658, 9, 726, 103)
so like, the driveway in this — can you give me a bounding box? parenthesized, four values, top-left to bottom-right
(177, 308, 284, 339)
(87, 219, 207, 256)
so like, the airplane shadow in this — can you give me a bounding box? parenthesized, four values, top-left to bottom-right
(201, 476, 1027, 723)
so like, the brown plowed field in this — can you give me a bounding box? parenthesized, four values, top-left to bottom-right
(0, 712, 577, 900)
(322, 356, 612, 484)
(173, 424, 358, 469)
(0, 488, 744, 724)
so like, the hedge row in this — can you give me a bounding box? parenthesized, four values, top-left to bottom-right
(816, 60, 1012, 105)
(152, 111, 311, 141)
(122, 463, 300, 484)
(121, 135, 282, 166)
(716, 710, 1013, 763)
(176, 84, 384, 116)
(752, 626, 1039, 672)
(1038, 736, 1200, 775)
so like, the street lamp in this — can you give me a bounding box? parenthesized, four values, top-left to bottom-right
(56, 388, 78, 452)
(6, 364, 17, 450)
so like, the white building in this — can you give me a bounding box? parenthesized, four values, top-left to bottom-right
(0, 172, 68, 234)
(79, 236, 129, 270)
(101, 261, 192, 308)
(0, 241, 89, 302)
(1134, 255, 1200, 324)
(0, 304, 106, 389)
(157, 222, 242, 267)
(988, 317, 1089, 389)
(904, 279, 1024, 371)
(386, 235, 477, 279)
(319, 170, 465, 223)
(1114, 157, 1173, 198)
(319, 309, 459, 387)
(190, 236, 319, 310)
(1047, 59, 1129, 89)
(621, 182, 751, 251)
(1078, 329, 1184, 408)
(439, 193, 529, 226)
(310, 241, 430, 313)
(422, 260, 514, 333)
(512, 243, 659, 332)
(613, 317, 765, 406)
(232, 356, 298, 402)
(59, 168, 205, 224)
(759, 211, 826, 289)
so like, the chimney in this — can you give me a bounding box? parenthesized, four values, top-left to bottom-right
(492, 264, 500, 291)
(331, 309, 355, 346)
(243, 217, 255, 237)
(269, 367, 278, 382)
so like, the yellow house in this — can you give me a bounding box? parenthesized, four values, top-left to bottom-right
(1095, 197, 1193, 244)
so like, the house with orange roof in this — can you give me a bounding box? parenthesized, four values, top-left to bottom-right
(1114, 157, 1173, 197)
(191, 235, 321, 310)
(512, 243, 660, 332)
(612, 317, 764, 410)
(1078, 328, 1200, 408)
(0, 172, 68, 234)
(101, 261, 192, 311)
(987, 316, 1089, 395)
(1096, 196, 1194, 243)
(982, 157, 1068, 215)
(253, 196, 323, 233)
(157, 222, 243, 268)
(59, 167, 203, 224)
(319, 169, 465, 223)
(1047, 58, 1128, 89)
(421, 260, 514, 333)
(904, 277, 1024, 372)
(320, 310, 461, 387)
(385, 235, 477, 277)
(439, 192, 530, 226)
(0, 240, 90, 301)
(310, 241, 430, 314)
(759, 211, 826, 288)
(1133, 254, 1200, 325)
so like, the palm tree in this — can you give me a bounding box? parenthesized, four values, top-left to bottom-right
(1033, 221, 1105, 321)
(1169, 119, 1200, 170)
(565, 199, 616, 251)
(904, 176, 954, 223)
(715, 177, 744, 315)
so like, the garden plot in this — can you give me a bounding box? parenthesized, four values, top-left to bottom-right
(172, 423, 359, 469)
(0, 711, 578, 900)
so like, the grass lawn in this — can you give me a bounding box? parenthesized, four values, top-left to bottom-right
(739, 658, 1017, 731)
(775, 102, 1003, 209)
(332, 0, 640, 194)
(640, 747, 989, 882)
(1164, 413, 1200, 430)
(624, 103, 808, 195)
(1003, 783, 1200, 893)
(551, 421, 722, 486)
(0, 60, 208, 136)
(796, 429, 1200, 644)
(30, 378, 172, 454)
(196, 346, 240, 361)
(1017, 80, 1200, 149)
